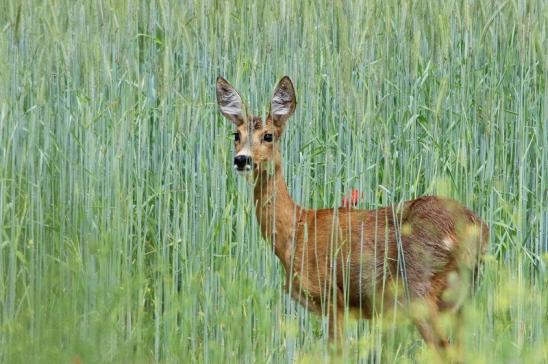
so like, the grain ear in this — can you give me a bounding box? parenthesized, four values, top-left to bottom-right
(270, 76, 296, 127)
(216, 76, 245, 125)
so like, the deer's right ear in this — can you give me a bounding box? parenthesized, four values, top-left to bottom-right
(216, 77, 245, 126)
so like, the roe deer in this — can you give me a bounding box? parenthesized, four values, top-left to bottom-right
(216, 76, 489, 350)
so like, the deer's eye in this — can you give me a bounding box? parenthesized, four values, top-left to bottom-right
(233, 132, 240, 142)
(263, 133, 273, 142)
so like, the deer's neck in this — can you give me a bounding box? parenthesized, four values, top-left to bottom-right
(253, 166, 302, 264)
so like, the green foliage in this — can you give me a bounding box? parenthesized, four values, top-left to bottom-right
(0, 0, 545, 362)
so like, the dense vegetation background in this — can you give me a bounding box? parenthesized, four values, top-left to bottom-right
(0, 0, 545, 362)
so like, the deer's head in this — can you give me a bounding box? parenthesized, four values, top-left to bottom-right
(216, 76, 296, 175)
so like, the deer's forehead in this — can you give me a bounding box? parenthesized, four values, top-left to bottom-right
(236, 116, 274, 135)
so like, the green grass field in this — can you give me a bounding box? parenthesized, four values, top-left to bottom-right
(0, 0, 546, 362)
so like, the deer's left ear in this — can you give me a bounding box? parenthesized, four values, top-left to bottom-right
(270, 76, 296, 127)
(216, 76, 245, 126)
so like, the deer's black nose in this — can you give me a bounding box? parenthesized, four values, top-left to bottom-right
(234, 155, 252, 170)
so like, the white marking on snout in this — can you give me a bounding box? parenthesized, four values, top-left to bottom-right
(236, 146, 251, 158)
(233, 163, 252, 170)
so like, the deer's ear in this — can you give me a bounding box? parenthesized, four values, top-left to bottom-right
(216, 76, 245, 126)
(270, 76, 296, 127)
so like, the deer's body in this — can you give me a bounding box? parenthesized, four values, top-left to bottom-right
(216, 76, 489, 351)
(254, 164, 488, 342)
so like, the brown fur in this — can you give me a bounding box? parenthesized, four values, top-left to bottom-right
(216, 76, 489, 351)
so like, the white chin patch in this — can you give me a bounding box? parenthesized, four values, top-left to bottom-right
(234, 164, 252, 176)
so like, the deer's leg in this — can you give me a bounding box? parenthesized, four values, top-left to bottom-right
(287, 276, 345, 343)
(403, 242, 451, 350)
(325, 285, 345, 344)
(411, 297, 449, 350)
(436, 267, 469, 356)
(405, 269, 449, 349)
